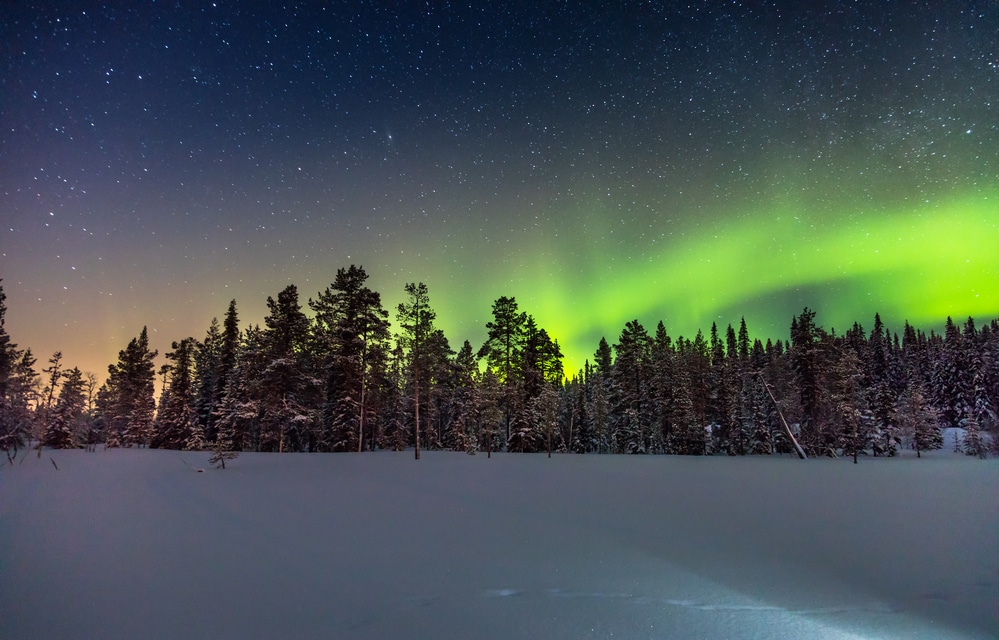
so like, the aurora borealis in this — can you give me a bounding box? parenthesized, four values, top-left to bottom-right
(2, 2, 996, 379)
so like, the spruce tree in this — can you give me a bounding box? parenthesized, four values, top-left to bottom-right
(38, 352, 65, 444)
(448, 340, 481, 453)
(209, 410, 239, 469)
(42, 367, 86, 449)
(896, 386, 942, 457)
(611, 320, 651, 454)
(193, 318, 222, 440)
(0, 282, 39, 460)
(256, 285, 316, 452)
(310, 266, 391, 452)
(961, 415, 988, 458)
(97, 327, 158, 448)
(153, 338, 201, 450)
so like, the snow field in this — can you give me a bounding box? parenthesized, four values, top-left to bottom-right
(1, 449, 996, 639)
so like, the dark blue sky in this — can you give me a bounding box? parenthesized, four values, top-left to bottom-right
(2, 1, 996, 378)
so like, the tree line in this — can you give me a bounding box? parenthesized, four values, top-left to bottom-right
(1, 271, 996, 463)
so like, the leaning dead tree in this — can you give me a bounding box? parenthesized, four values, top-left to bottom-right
(759, 372, 807, 460)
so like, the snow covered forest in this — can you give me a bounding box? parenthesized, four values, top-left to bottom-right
(1, 269, 997, 462)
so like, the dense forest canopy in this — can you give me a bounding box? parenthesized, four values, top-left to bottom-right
(1, 273, 996, 462)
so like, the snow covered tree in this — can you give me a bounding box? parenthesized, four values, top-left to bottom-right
(744, 371, 774, 455)
(447, 340, 481, 453)
(961, 415, 988, 459)
(211, 352, 257, 453)
(0, 282, 39, 461)
(209, 408, 239, 469)
(310, 266, 391, 452)
(255, 285, 318, 452)
(477, 368, 505, 456)
(611, 320, 651, 454)
(193, 318, 222, 439)
(865, 314, 900, 456)
(790, 309, 821, 444)
(396, 282, 438, 459)
(37, 351, 65, 444)
(153, 338, 202, 450)
(42, 367, 86, 449)
(586, 362, 612, 453)
(831, 347, 870, 463)
(932, 317, 971, 429)
(477, 296, 527, 444)
(97, 327, 158, 448)
(896, 386, 942, 457)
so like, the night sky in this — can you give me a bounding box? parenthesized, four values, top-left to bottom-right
(2, 2, 996, 380)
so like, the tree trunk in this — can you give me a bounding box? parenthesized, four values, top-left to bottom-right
(414, 377, 420, 460)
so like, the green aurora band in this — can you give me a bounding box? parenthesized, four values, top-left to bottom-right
(427, 189, 997, 375)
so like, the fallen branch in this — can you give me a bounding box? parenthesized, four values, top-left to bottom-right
(177, 455, 205, 473)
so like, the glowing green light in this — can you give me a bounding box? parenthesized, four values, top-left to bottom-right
(493, 191, 998, 373)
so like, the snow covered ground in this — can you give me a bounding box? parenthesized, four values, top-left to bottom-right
(2, 448, 996, 639)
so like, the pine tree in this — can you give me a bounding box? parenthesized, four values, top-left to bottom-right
(961, 414, 988, 459)
(478, 296, 527, 444)
(611, 320, 651, 454)
(896, 386, 942, 457)
(790, 308, 823, 447)
(209, 410, 239, 469)
(866, 314, 899, 456)
(932, 317, 970, 429)
(477, 369, 505, 456)
(153, 338, 201, 450)
(212, 357, 256, 453)
(193, 318, 222, 440)
(43, 367, 86, 449)
(255, 285, 316, 452)
(832, 347, 870, 463)
(37, 352, 65, 445)
(97, 327, 158, 448)
(0, 281, 39, 461)
(396, 282, 437, 459)
(311, 266, 391, 452)
(448, 340, 480, 453)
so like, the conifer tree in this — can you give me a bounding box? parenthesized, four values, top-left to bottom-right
(593, 336, 613, 376)
(193, 317, 222, 439)
(153, 338, 201, 450)
(0, 282, 39, 460)
(97, 327, 158, 447)
(611, 320, 651, 454)
(866, 314, 899, 456)
(832, 347, 869, 463)
(932, 317, 970, 429)
(37, 352, 65, 444)
(255, 285, 316, 452)
(478, 296, 527, 444)
(477, 368, 505, 456)
(42, 367, 86, 449)
(961, 414, 988, 458)
(896, 386, 942, 457)
(448, 340, 481, 453)
(396, 282, 437, 459)
(311, 266, 391, 452)
(790, 309, 822, 445)
(209, 410, 239, 469)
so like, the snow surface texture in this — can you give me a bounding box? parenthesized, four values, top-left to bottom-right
(2, 450, 996, 640)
